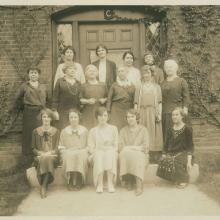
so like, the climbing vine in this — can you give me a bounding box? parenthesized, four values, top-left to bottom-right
(0, 6, 220, 136)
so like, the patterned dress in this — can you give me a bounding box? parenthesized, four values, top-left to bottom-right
(52, 77, 81, 130)
(32, 126, 59, 185)
(157, 125, 194, 183)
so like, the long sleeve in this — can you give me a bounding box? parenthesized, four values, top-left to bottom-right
(77, 63, 85, 84)
(134, 85, 141, 105)
(52, 79, 60, 110)
(58, 129, 65, 148)
(185, 127, 194, 155)
(32, 129, 41, 156)
(53, 130, 60, 154)
(13, 83, 26, 111)
(53, 64, 64, 88)
(181, 78, 190, 108)
(106, 84, 114, 112)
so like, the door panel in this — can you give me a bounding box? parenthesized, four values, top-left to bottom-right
(79, 23, 140, 69)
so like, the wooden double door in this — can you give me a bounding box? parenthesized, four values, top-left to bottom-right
(79, 22, 142, 69)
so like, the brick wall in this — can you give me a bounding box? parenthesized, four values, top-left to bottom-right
(0, 6, 220, 153)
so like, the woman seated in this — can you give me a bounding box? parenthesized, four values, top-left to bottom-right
(32, 108, 60, 199)
(119, 109, 149, 196)
(88, 107, 118, 193)
(59, 109, 88, 191)
(157, 107, 194, 188)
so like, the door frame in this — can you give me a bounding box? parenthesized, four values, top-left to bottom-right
(52, 7, 146, 83)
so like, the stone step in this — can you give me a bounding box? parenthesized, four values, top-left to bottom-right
(26, 164, 199, 187)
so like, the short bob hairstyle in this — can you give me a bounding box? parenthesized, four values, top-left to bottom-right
(38, 108, 56, 121)
(27, 67, 41, 74)
(144, 51, 154, 58)
(126, 108, 140, 122)
(95, 106, 108, 119)
(62, 64, 77, 74)
(172, 107, 186, 119)
(68, 108, 81, 118)
(62, 46, 76, 58)
(122, 51, 135, 61)
(95, 44, 108, 56)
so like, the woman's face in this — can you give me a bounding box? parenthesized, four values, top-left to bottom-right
(65, 67, 77, 78)
(86, 66, 98, 80)
(144, 54, 154, 65)
(164, 62, 177, 76)
(69, 112, 79, 127)
(172, 109, 183, 124)
(97, 111, 108, 125)
(117, 67, 127, 81)
(97, 47, 107, 59)
(64, 49, 74, 61)
(142, 69, 152, 82)
(127, 112, 137, 126)
(42, 113, 52, 126)
(28, 70, 39, 82)
(124, 54, 134, 67)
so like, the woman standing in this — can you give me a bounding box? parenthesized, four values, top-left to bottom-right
(92, 44, 117, 91)
(14, 67, 49, 155)
(123, 51, 141, 88)
(32, 108, 59, 198)
(119, 109, 149, 196)
(157, 107, 194, 188)
(107, 66, 135, 130)
(80, 64, 107, 129)
(134, 65, 163, 163)
(59, 109, 88, 191)
(52, 64, 81, 130)
(144, 51, 164, 85)
(88, 107, 118, 193)
(53, 46, 85, 87)
(161, 59, 190, 143)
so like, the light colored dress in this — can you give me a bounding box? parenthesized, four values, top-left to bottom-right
(126, 66, 141, 88)
(119, 125, 149, 181)
(88, 124, 118, 186)
(59, 125, 88, 184)
(53, 62, 85, 88)
(135, 82, 163, 151)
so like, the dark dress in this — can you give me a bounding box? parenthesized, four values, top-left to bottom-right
(52, 77, 81, 130)
(80, 82, 107, 129)
(107, 82, 135, 130)
(161, 77, 190, 143)
(32, 126, 60, 185)
(92, 59, 117, 91)
(15, 82, 49, 155)
(157, 125, 194, 183)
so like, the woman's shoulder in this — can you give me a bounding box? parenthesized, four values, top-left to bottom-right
(78, 125, 88, 134)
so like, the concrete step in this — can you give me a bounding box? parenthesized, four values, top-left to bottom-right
(26, 163, 199, 187)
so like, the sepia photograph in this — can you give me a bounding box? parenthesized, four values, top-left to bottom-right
(0, 0, 220, 217)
